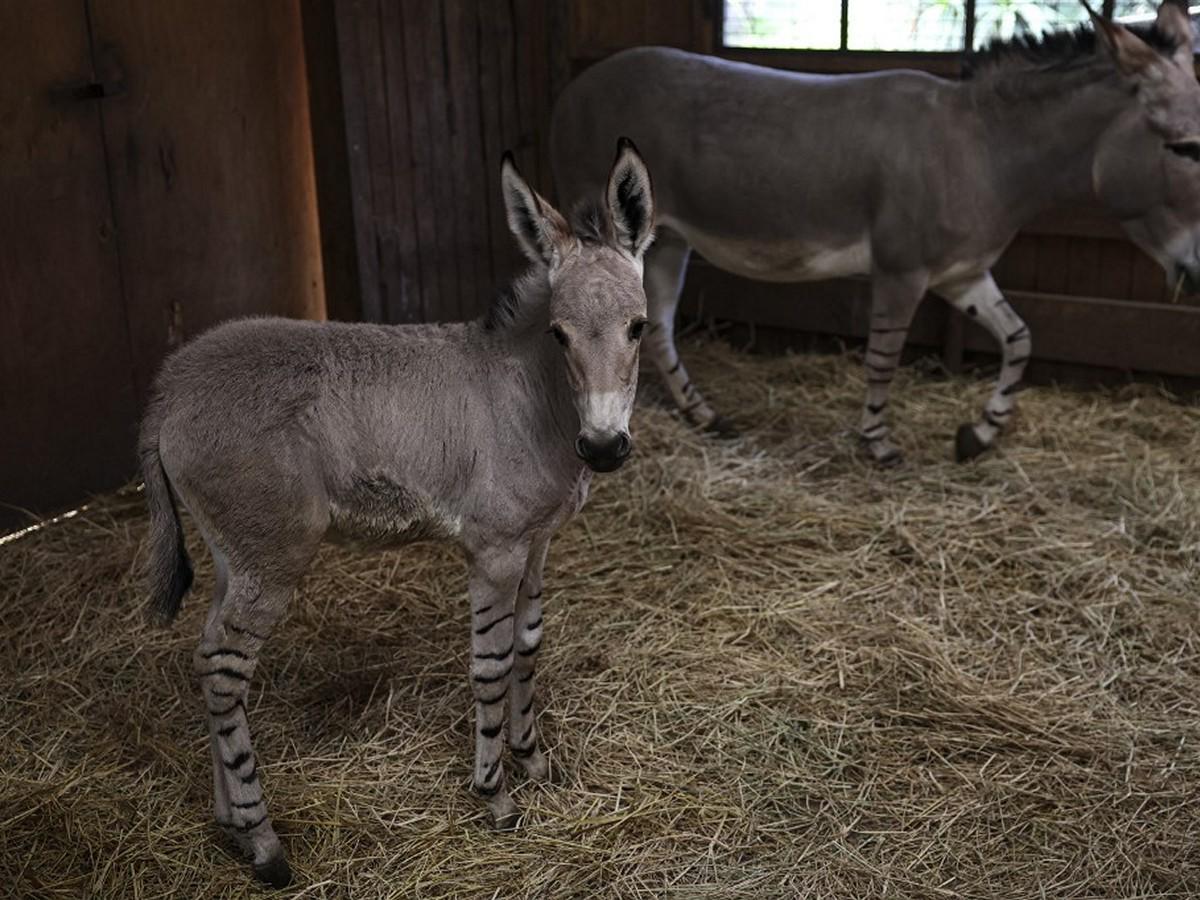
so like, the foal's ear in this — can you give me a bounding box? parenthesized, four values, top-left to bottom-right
(606, 137, 655, 260)
(1156, 0, 1195, 72)
(1085, 2, 1164, 76)
(501, 152, 572, 267)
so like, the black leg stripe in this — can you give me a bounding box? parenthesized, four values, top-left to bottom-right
(866, 402, 886, 414)
(867, 377, 892, 385)
(984, 411, 1004, 429)
(209, 700, 244, 718)
(520, 724, 533, 744)
(520, 698, 534, 716)
(475, 612, 514, 636)
(202, 667, 249, 682)
(201, 647, 249, 661)
(1006, 328, 1029, 345)
(232, 798, 263, 810)
(517, 642, 541, 657)
(526, 617, 543, 631)
(240, 765, 259, 785)
(511, 743, 536, 758)
(861, 423, 886, 437)
(482, 758, 501, 785)
(217, 723, 238, 738)
(474, 645, 513, 661)
(681, 399, 706, 413)
(864, 362, 895, 375)
(476, 781, 502, 797)
(227, 622, 268, 642)
(478, 688, 509, 706)
(236, 813, 268, 832)
(988, 407, 1012, 418)
(224, 751, 252, 772)
(474, 666, 513, 685)
(1006, 355, 1030, 367)
(473, 603, 494, 616)
(209, 688, 238, 699)
(518, 671, 534, 683)
(480, 723, 502, 739)
(667, 360, 681, 374)
(870, 326, 906, 335)
(526, 590, 542, 600)
(867, 347, 902, 359)
(1000, 382, 1021, 396)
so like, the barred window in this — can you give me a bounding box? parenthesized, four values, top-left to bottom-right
(722, 1, 1198, 53)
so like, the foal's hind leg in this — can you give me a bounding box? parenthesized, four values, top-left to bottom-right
(467, 544, 526, 829)
(936, 272, 1031, 461)
(643, 231, 736, 436)
(859, 270, 929, 465)
(195, 572, 294, 887)
(509, 539, 550, 782)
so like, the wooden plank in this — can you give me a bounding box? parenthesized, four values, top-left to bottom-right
(0, 0, 140, 527)
(332, 0, 383, 322)
(91, 0, 325, 401)
(679, 263, 1200, 379)
(1095, 239, 1133, 302)
(1065, 236, 1102, 298)
(303, 0, 363, 321)
(493, 0, 529, 282)
(1033, 235, 1071, 295)
(993, 234, 1038, 292)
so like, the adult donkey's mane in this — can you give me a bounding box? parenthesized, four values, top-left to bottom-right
(968, 20, 1179, 79)
(482, 198, 610, 333)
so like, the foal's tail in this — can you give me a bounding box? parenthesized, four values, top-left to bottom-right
(139, 395, 193, 624)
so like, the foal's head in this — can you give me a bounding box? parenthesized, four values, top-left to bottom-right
(1087, 2, 1200, 289)
(502, 138, 654, 473)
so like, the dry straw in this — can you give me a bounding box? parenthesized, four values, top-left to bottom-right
(2, 340, 1198, 898)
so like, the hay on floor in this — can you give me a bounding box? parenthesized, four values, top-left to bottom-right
(1, 339, 1198, 898)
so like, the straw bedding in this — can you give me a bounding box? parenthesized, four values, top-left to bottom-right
(2, 338, 1198, 898)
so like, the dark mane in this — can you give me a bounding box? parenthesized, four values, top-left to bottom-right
(966, 19, 1182, 78)
(570, 199, 612, 246)
(482, 283, 521, 332)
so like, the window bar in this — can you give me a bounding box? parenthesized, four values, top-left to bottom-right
(840, 0, 849, 51)
(964, 0, 976, 52)
(1102, 0, 1116, 18)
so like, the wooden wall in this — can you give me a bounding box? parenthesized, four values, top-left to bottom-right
(322, 0, 569, 324)
(325, 0, 1200, 386)
(1, 0, 324, 529)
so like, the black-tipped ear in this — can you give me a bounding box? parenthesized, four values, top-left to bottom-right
(1084, 0, 1162, 75)
(606, 137, 655, 260)
(501, 152, 571, 266)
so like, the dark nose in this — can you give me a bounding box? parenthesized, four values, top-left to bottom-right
(575, 432, 632, 472)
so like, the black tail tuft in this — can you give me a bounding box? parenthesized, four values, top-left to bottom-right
(140, 400, 193, 624)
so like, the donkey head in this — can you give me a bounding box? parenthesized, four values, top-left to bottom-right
(502, 138, 655, 472)
(1088, 2, 1200, 289)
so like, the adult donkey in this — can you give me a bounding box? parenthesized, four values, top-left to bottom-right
(140, 140, 654, 886)
(552, 2, 1200, 463)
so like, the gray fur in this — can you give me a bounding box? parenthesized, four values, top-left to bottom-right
(139, 143, 654, 882)
(551, 2, 1200, 462)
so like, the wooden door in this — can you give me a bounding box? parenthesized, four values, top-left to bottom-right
(0, 1, 139, 529)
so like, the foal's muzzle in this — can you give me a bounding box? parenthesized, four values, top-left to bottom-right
(576, 432, 632, 473)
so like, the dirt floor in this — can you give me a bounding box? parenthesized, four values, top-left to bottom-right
(2, 338, 1198, 899)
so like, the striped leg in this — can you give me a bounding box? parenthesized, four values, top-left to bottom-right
(938, 272, 1031, 461)
(509, 540, 549, 781)
(468, 545, 525, 829)
(643, 232, 736, 436)
(860, 270, 929, 465)
(194, 573, 292, 888)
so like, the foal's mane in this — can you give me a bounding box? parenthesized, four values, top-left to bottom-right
(966, 19, 1181, 80)
(482, 199, 611, 333)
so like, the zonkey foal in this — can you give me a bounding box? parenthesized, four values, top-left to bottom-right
(140, 140, 655, 887)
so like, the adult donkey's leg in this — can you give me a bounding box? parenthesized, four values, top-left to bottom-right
(937, 272, 1031, 461)
(643, 231, 736, 436)
(467, 543, 527, 829)
(195, 570, 295, 887)
(859, 270, 929, 465)
(509, 539, 550, 781)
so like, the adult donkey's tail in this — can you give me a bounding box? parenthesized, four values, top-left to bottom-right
(139, 395, 193, 624)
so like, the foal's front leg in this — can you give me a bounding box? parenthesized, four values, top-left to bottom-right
(509, 539, 550, 781)
(467, 545, 526, 829)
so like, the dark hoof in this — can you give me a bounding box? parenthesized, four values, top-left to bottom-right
(253, 853, 293, 889)
(494, 811, 521, 832)
(704, 415, 739, 439)
(954, 424, 990, 462)
(876, 448, 903, 468)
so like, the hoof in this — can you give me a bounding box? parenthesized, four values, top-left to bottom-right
(875, 447, 903, 468)
(703, 415, 739, 439)
(253, 853, 293, 889)
(514, 748, 550, 782)
(954, 424, 990, 462)
(494, 809, 522, 832)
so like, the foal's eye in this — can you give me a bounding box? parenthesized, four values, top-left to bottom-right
(1166, 140, 1200, 162)
(547, 325, 569, 347)
(628, 319, 647, 342)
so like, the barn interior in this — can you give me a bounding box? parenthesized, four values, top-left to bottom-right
(2, 2, 1198, 897)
